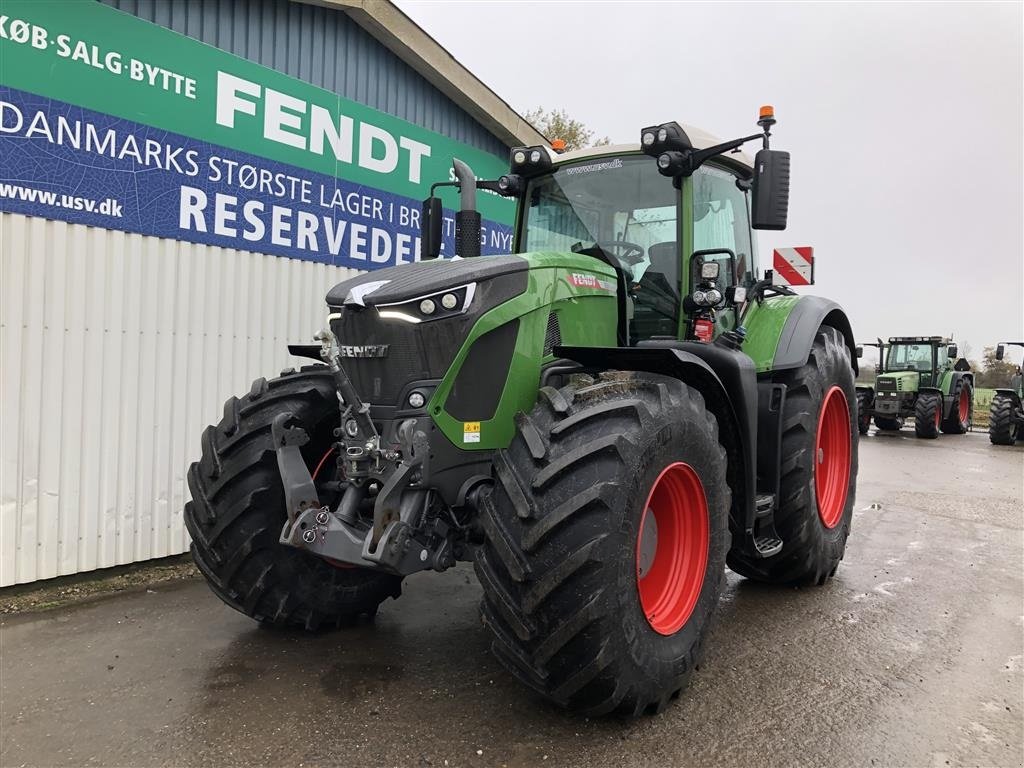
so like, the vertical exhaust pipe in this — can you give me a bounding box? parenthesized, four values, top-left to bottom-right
(452, 158, 481, 258)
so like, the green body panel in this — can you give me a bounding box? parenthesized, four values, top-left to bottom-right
(937, 370, 955, 395)
(429, 253, 619, 449)
(876, 370, 921, 394)
(740, 295, 801, 373)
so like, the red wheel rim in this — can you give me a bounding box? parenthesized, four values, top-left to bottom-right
(935, 399, 942, 429)
(958, 388, 969, 423)
(635, 462, 709, 636)
(815, 386, 852, 529)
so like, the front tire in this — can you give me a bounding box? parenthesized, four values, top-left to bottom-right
(874, 415, 903, 431)
(941, 379, 972, 434)
(476, 372, 730, 716)
(914, 392, 942, 439)
(184, 367, 402, 630)
(727, 326, 858, 586)
(989, 394, 1018, 445)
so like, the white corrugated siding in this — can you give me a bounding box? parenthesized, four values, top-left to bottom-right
(0, 213, 361, 586)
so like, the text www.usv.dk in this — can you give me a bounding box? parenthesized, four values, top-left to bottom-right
(0, 183, 124, 217)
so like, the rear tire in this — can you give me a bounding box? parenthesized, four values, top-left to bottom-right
(184, 367, 402, 630)
(476, 372, 730, 716)
(727, 326, 858, 586)
(941, 379, 972, 434)
(989, 394, 1018, 445)
(855, 390, 872, 435)
(914, 392, 942, 439)
(874, 415, 903, 431)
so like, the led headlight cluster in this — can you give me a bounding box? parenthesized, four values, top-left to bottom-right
(691, 288, 724, 307)
(377, 283, 477, 323)
(509, 145, 554, 177)
(640, 121, 694, 177)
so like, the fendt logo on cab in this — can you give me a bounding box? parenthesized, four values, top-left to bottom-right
(338, 344, 389, 358)
(567, 272, 614, 291)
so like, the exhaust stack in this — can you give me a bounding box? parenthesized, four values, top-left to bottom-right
(452, 158, 481, 258)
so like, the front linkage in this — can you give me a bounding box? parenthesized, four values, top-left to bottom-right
(277, 330, 454, 575)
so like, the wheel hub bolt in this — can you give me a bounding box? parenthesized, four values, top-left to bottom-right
(302, 529, 316, 543)
(315, 510, 330, 525)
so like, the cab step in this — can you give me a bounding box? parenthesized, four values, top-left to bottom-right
(751, 493, 783, 558)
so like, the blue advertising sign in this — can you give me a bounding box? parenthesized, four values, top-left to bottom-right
(0, 87, 513, 267)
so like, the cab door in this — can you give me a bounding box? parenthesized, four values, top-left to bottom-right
(687, 164, 756, 337)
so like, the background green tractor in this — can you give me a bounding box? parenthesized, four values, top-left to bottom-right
(184, 109, 860, 717)
(989, 342, 1024, 445)
(855, 336, 973, 439)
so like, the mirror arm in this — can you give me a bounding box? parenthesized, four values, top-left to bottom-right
(681, 131, 766, 177)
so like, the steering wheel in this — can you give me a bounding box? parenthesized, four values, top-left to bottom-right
(591, 241, 646, 265)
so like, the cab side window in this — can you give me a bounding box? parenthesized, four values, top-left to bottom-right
(693, 165, 754, 288)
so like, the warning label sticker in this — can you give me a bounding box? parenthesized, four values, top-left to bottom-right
(463, 422, 481, 443)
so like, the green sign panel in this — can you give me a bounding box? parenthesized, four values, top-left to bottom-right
(0, 1, 514, 267)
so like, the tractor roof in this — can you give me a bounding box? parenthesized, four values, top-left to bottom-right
(551, 124, 755, 172)
(888, 336, 951, 344)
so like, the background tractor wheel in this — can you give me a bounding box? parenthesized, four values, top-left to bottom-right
(855, 391, 872, 435)
(914, 392, 942, 439)
(727, 326, 858, 586)
(874, 415, 903, 431)
(989, 395, 1018, 445)
(476, 372, 730, 717)
(941, 379, 973, 434)
(184, 367, 402, 631)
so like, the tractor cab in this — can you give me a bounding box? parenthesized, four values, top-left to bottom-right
(421, 108, 796, 352)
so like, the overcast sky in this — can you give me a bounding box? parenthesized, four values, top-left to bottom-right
(396, 0, 1023, 365)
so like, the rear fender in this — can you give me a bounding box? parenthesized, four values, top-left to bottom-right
(993, 389, 1023, 410)
(770, 297, 857, 374)
(556, 344, 755, 538)
(942, 371, 972, 415)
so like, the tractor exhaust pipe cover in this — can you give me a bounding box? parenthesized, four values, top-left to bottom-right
(453, 158, 481, 258)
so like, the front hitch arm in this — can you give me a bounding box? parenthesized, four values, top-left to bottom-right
(272, 413, 322, 534)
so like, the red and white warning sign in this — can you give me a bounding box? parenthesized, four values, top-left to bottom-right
(772, 247, 815, 286)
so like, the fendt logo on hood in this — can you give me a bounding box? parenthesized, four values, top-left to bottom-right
(338, 345, 389, 358)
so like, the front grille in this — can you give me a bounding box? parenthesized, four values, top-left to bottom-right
(330, 306, 476, 405)
(877, 378, 897, 392)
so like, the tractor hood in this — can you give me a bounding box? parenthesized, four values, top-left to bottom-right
(326, 255, 529, 308)
(877, 370, 919, 392)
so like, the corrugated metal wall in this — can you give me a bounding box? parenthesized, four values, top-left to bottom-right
(0, 213, 360, 586)
(1, 0, 512, 585)
(100, 0, 509, 157)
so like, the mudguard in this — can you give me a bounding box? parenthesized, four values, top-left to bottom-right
(993, 388, 1022, 410)
(771, 296, 858, 373)
(556, 343, 756, 540)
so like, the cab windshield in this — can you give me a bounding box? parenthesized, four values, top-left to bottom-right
(886, 344, 934, 372)
(520, 155, 677, 284)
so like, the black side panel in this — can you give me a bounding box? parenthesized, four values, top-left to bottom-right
(446, 320, 520, 421)
(556, 343, 756, 536)
(774, 297, 857, 373)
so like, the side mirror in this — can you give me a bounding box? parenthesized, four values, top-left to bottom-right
(751, 149, 790, 230)
(855, 345, 864, 359)
(421, 197, 443, 260)
(947, 344, 958, 359)
(996, 343, 1005, 361)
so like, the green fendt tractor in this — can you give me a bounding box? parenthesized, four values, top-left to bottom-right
(989, 342, 1024, 445)
(855, 336, 973, 439)
(185, 109, 860, 717)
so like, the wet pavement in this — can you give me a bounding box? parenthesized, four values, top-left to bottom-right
(2, 430, 1022, 768)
